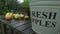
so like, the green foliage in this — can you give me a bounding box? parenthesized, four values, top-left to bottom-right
(0, 0, 2, 9)
(23, 0, 29, 8)
(6, 0, 23, 11)
(0, 0, 9, 15)
(0, 0, 22, 15)
(0, 0, 30, 15)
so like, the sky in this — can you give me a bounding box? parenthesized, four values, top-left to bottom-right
(17, 0, 24, 4)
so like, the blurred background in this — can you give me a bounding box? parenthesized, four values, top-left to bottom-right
(0, 0, 30, 15)
(0, 0, 30, 34)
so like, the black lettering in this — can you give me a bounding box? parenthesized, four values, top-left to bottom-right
(39, 20, 42, 26)
(35, 19, 39, 24)
(37, 11, 41, 18)
(45, 21, 51, 27)
(32, 11, 36, 17)
(42, 12, 48, 19)
(53, 13, 57, 19)
(52, 22, 56, 28)
(31, 18, 35, 23)
(49, 12, 57, 19)
(45, 21, 54, 28)
(32, 18, 39, 24)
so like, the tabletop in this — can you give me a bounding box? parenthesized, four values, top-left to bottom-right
(0, 15, 37, 34)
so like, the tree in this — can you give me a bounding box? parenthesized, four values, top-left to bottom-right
(0, 0, 9, 15)
(23, 0, 29, 8)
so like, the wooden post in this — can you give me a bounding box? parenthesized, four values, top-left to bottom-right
(18, 31, 24, 34)
(13, 30, 17, 34)
(8, 28, 14, 34)
(1, 23, 7, 34)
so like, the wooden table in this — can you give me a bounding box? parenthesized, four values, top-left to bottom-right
(0, 15, 37, 34)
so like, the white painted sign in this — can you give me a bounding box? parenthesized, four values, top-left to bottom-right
(29, 0, 60, 34)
